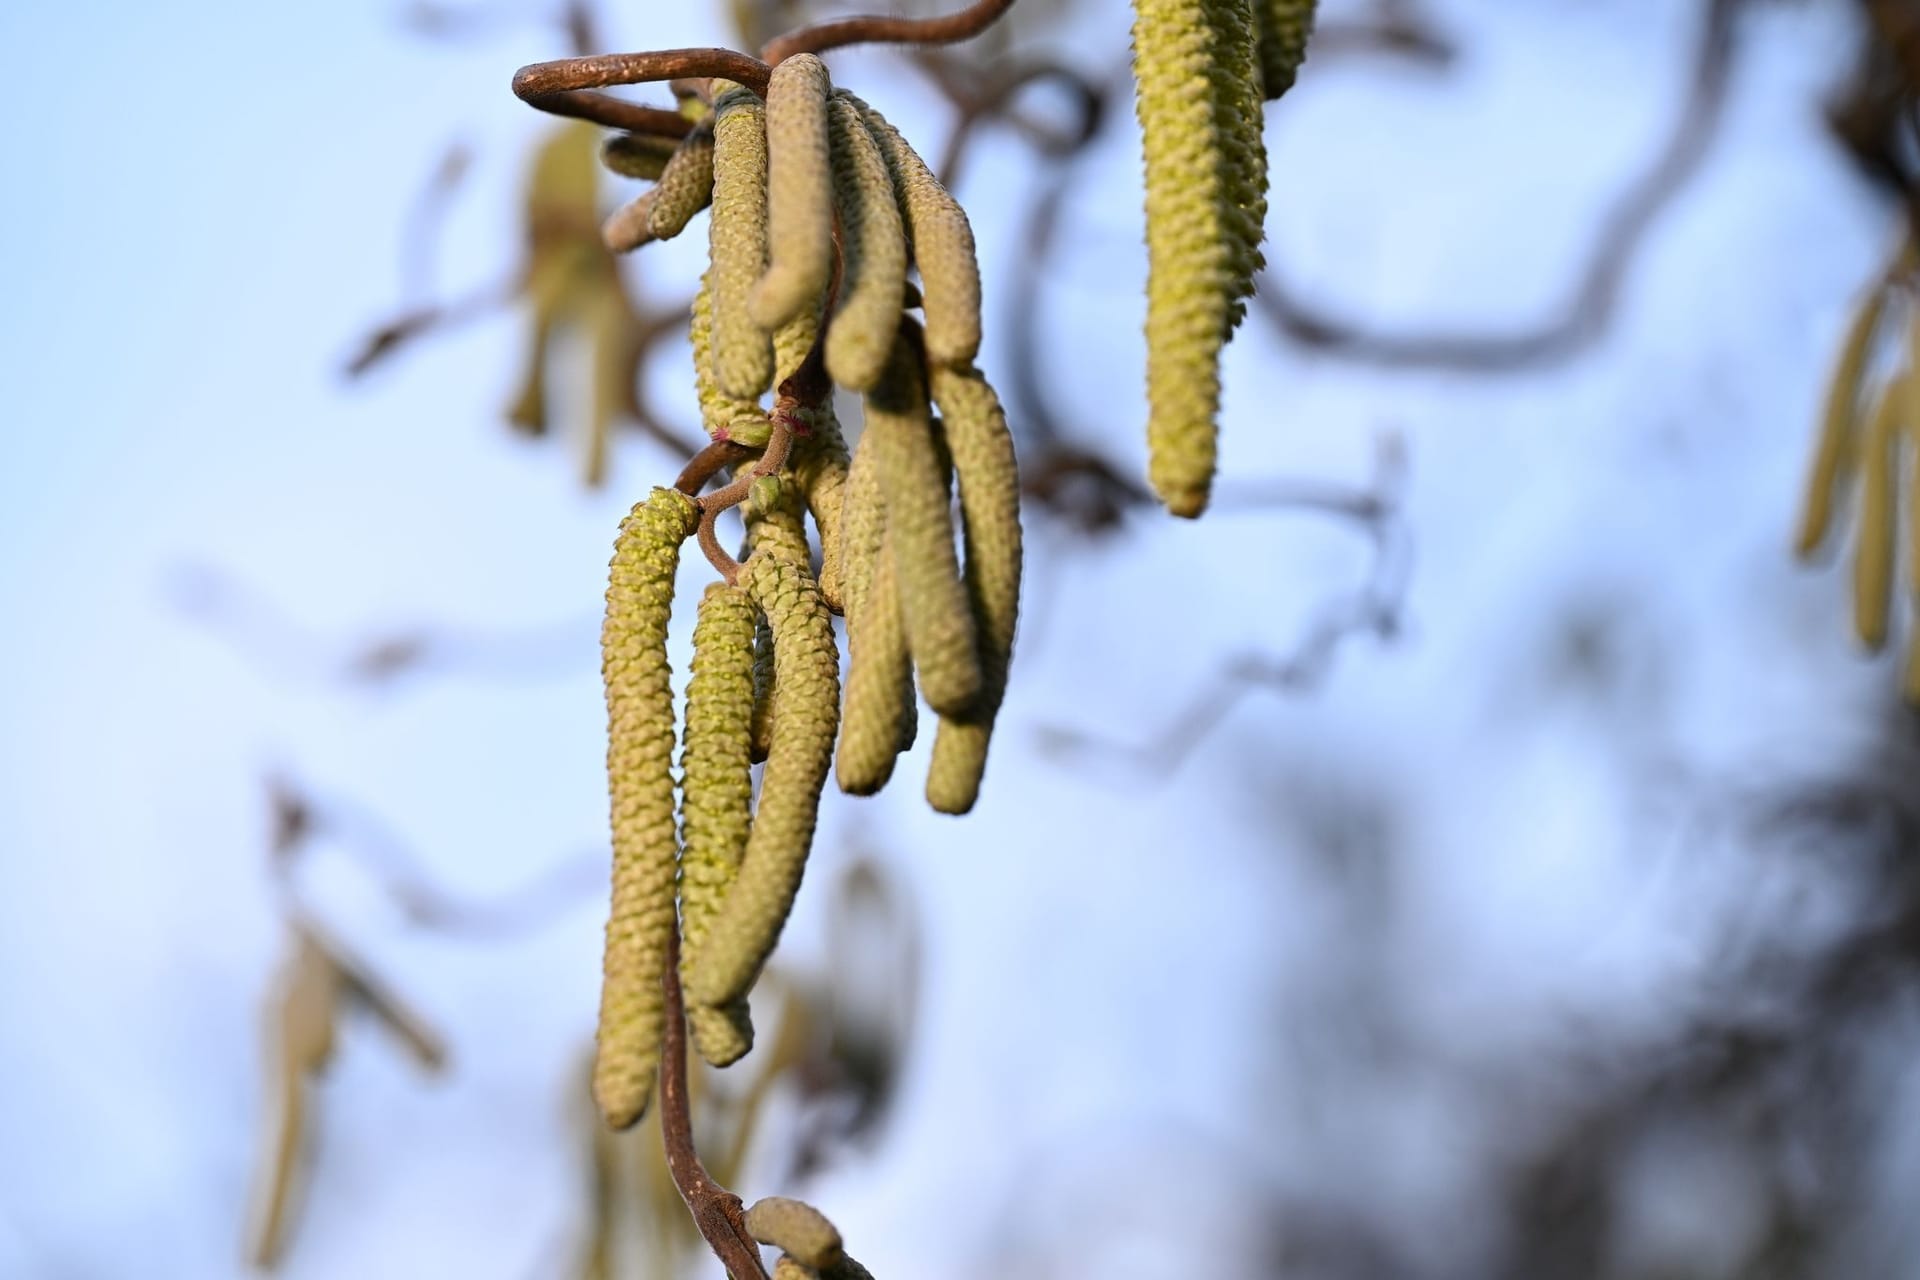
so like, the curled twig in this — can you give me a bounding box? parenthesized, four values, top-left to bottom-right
(762, 0, 1018, 66)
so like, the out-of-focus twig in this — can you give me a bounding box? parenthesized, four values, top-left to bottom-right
(1253, 0, 1739, 372)
(1038, 434, 1412, 777)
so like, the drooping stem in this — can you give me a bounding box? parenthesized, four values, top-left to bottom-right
(659, 925, 771, 1280)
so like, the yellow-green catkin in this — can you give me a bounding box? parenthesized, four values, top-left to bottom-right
(824, 95, 910, 392)
(685, 551, 841, 1009)
(773, 1259, 820, 1280)
(710, 81, 776, 400)
(679, 582, 759, 1068)
(1853, 379, 1904, 651)
(646, 122, 716, 240)
(1210, 0, 1267, 331)
(868, 329, 981, 715)
(595, 486, 698, 1129)
(746, 479, 815, 762)
(751, 55, 836, 333)
(601, 131, 679, 181)
(584, 287, 634, 488)
(1797, 284, 1888, 558)
(925, 364, 1022, 814)
(692, 268, 771, 445)
(835, 425, 916, 793)
(1255, 0, 1317, 99)
(1134, 0, 1237, 518)
(853, 97, 982, 368)
(603, 188, 661, 254)
(745, 1198, 845, 1270)
(837, 522, 917, 795)
(792, 402, 853, 611)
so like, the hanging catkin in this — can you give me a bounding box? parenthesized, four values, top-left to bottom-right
(1255, 0, 1318, 100)
(867, 327, 980, 716)
(792, 402, 853, 611)
(709, 81, 776, 400)
(746, 479, 815, 762)
(1853, 378, 1904, 651)
(851, 96, 982, 368)
(824, 95, 910, 392)
(925, 363, 1022, 814)
(752, 54, 837, 333)
(594, 486, 698, 1129)
(685, 550, 841, 1009)
(1797, 284, 1888, 558)
(1209, 0, 1267, 332)
(678, 582, 760, 1067)
(692, 268, 771, 446)
(745, 1197, 846, 1270)
(1133, 0, 1238, 518)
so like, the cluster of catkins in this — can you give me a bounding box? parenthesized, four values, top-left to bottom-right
(585, 54, 1022, 1136)
(1798, 239, 1920, 701)
(1131, 0, 1316, 516)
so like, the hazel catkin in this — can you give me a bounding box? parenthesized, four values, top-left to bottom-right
(1852, 377, 1904, 651)
(752, 54, 837, 333)
(824, 95, 910, 392)
(1133, 0, 1239, 518)
(1255, 0, 1318, 100)
(745, 1197, 845, 1270)
(1797, 282, 1888, 558)
(852, 97, 982, 368)
(866, 328, 981, 716)
(594, 486, 698, 1129)
(926, 363, 1022, 814)
(678, 582, 760, 1067)
(685, 551, 841, 1010)
(709, 81, 776, 400)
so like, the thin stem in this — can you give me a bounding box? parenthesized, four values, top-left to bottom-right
(676, 440, 755, 495)
(514, 89, 695, 137)
(762, 0, 1017, 65)
(695, 416, 798, 583)
(513, 48, 773, 104)
(660, 925, 770, 1280)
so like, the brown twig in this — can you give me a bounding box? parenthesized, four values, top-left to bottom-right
(695, 415, 798, 583)
(1253, 0, 1738, 372)
(514, 48, 775, 106)
(660, 925, 771, 1280)
(761, 0, 1017, 66)
(676, 440, 756, 495)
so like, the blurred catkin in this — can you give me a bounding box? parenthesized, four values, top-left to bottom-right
(595, 487, 699, 1129)
(1133, 0, 1238, 517)
(679, 582, 760, 1067)
(853, 97, 982, 368)
(745, 1197, 845, 1269)
(1853, 378, 1903, 651)
(601, 131, 678, 181)
(1798, 283, 1888, 557)
(686, 551, 841, 1009)
(1255, 0, 1317, 99)
(825, 95, 910, 391)
(752, 55, 837, 333)
(926, 363, 1022, 814)
(710, 81, 776, 399)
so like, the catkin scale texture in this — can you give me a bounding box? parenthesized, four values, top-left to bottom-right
(594, 487, 698, 1129)
(1134, 0, 1238, 518)
(1209, 0, 1268, 329)
(601, 131, 678, 181)
(837, 521, 917, 795)
(752, 55, 837, 333)
(793, 403, 853, 611)
(709, 82, 776, 400)
(746, 483, 816, 761)
(824, 96, 910, 392)
(867, 332, 981, 715)
(646, 123, 716, 241)
(853, 98, 983, 368)
(692, 269, 771, 445)
(926, 364, 1022, 814)
(679, 582, 760, 1067)
(685, 552, 841, 1009)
